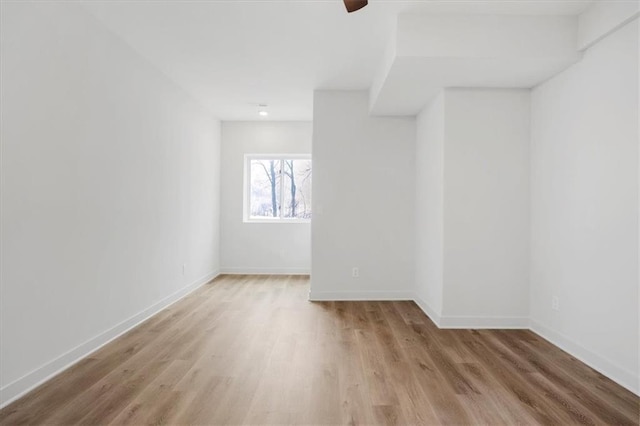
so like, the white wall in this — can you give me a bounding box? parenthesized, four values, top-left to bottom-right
(415, 93, 445, 317)
(397, 14, 578, 58)
(443, 89, 531, 323)
(0, 2, 221, 406)
(577, 0, 639, 49)
(311, 91, 415, 300)
(530, 18, 639, 394)
(220, 122, 311, 274)
(415, 89, 531, 327)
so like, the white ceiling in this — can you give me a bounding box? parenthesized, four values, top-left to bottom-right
(84, 0, 594, 121)
(370, 13, 583, 115)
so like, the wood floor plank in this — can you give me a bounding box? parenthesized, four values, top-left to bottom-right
(459, 361, 539, 425)
(1, 275, 637, 425)
(492, 330, 637, 425)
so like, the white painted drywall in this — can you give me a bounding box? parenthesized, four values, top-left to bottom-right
(415, 93, 445, 317)
(311, 91, 415, 300)
(370, 14, 581, 116)
(396, 14, 578, 58)
(220, 122, 311, 274)
(0, 2, 221, 405)
(530, 18, 639, 393)
(414, 89, 531, 327)
(442, 89, 531, 321)
(577, 0, 640, 50)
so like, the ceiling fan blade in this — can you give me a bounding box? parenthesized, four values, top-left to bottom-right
(344, 0, 368, 13)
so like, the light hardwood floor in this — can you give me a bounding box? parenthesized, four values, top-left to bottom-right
(1, 275, 638, 425)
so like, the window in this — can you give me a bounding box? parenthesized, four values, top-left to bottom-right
(244, 155, 312, 222)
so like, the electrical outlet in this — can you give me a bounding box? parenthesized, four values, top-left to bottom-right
(552, 296, 560, 311)
(352, 267, 359, 278)
(182, 264, 186, 275)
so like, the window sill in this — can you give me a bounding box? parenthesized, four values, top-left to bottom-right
(243, 218, 311, 224)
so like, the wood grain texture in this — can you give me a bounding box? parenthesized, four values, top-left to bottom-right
(1, 275, 638, 425)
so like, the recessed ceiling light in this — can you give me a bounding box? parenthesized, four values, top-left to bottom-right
(258, 104, 268, 117)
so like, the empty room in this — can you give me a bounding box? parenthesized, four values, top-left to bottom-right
(1, 0, 638, 424)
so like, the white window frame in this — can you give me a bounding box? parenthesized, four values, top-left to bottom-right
(243, 154, 311, 224)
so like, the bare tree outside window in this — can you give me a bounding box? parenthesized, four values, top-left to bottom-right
(250, 159, 280, 217)
(247, 157, 311, 221)
(283, 159, 312, 219)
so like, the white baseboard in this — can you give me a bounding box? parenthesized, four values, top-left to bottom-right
(439, 315, 530, 329)
(308, 291, 414, 301)
(412, 298, 637, 394)
(413, 297, 442, 326)
(220, 267, 310, 275)
(530, 319, 639, 396)
(412, 296, 528, 329)
(0, 270, 219, 409)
